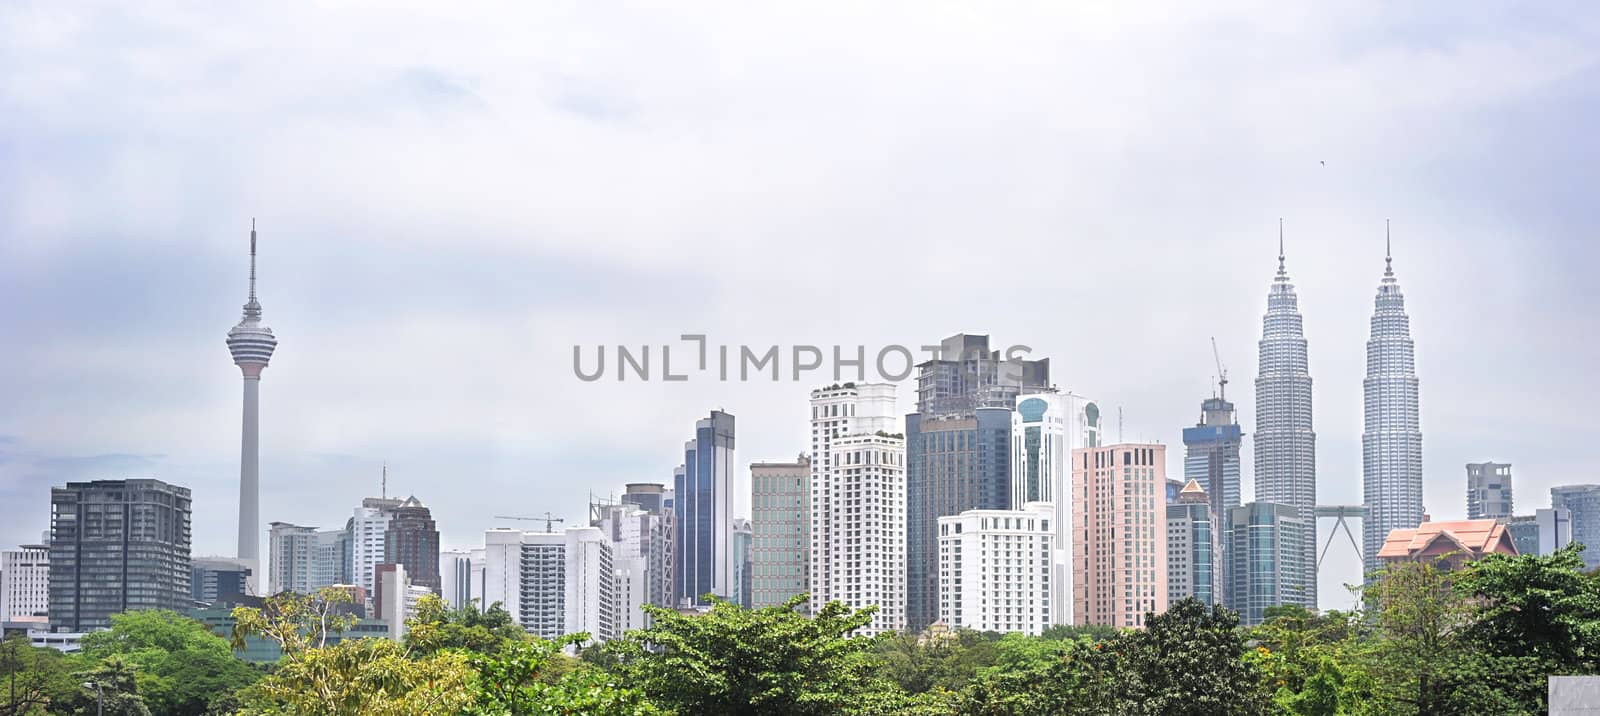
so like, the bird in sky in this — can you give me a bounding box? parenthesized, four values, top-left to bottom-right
(1320, 160, 1326, 166)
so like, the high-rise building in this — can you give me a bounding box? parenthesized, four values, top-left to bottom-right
(1551, 485, 1600, 571)
(1537, 507, 1575, 556)
(1010, 390, 1099, 627)
(1362, 235, 1424, 581)
(1183, 384, 1242, 606)
(621, 483, 675, 618)
(385, 496, 441, 595)
(1254, 227, 1318, 606)
(190, 557, 251, 605)
(731, 519, 752, 608)
(593, 494, 674, 632)
(1073, 444, 1168, 628)
(1167, 480, 1216, 606)
(481, 527, 617, 643)
(1, 545, 50, 624)
(351, 497, 402, 601)
(267, 522, 347, 595)
(439, 549, 474, 609)
(1466, 462, 1513, 520)
(1226, 502, 1310, 625)
(674, 410, 739, 607)
(938, 502, 1055, 635)
(750, 456, 809, 608)
(1504, 515, 1541, 557)
(906, 334, 1048, 630)
(809, 383, 899, 610)
(48, 479, 192, 632)
(226, 221, 278, 593)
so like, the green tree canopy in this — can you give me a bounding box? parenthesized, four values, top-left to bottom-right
(77, 609, 261, 716)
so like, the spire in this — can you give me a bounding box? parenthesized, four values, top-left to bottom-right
(240, 220, 263, 322)
(382, 461, 388, 500)
(1276, 218, 1288, 278)
(1384, 219, 1393, 277)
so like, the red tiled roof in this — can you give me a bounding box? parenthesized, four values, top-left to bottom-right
(1377, 519, 1518, 560)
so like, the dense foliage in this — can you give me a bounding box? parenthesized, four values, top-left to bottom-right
(3, 545, 1597, 714)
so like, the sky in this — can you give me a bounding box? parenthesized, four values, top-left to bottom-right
(1, 2, 1597, 611)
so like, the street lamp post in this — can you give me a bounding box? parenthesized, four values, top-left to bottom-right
(81, 681, 103, 716)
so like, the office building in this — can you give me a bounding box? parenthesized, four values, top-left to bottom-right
(938, 502, 1054, 635)
(190, 557, 251, 605)
(1073, 444, 1168, 628)
(1167, 480, 1216, 606)
(731, 519, 752, 608)
(351, 497, 402, 601)
(1226, 502, 1310, 625)
(1, 545, 50, 624)
(621, 483, 676, 617)
(1538, 507, 1575, 556)
(1010, 390, 1098, 626)
(1466, 462, 1514, 520)
(593, 496, 672, 632)
(267, 522, 347, 596)
(674, 410, 739, 607)
(386, 496, 441, 595)
(1504, 515, 1540, 557)
(226, 222, 278, 591)
(48, 479, 192, 632)
(481, 529, 525, 622)
(480, 527, 618, 643)
(440, 549, 474, 609)
(750, 456, 809, 608)
(1551, 485, 1600, 571)
(809, 383, 899, 611)
(907, 334, 1048, 630)
(1362, 235, 1425, 581)
(1255, 227, 1318, 606)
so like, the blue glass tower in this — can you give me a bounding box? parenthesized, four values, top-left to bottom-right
(673, 410, 736, 606)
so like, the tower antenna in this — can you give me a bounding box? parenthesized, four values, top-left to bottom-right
(382, 462, 388, 500)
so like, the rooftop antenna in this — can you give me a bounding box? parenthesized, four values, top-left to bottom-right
(1211, 337, 1228, 401)
(381, 462, 387, 500)
(1118, 406, 1124, 443)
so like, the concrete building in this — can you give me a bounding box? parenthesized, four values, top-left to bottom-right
(1167, 480, 1216, 606)
(480, 527, 618, 643)
(1255, 227, 1319, 606)
(1, 545, 50, 624)
(1466, 462, 1514, 520)
(938, 502, 1055, 635)
(226, 222, 277, 592)
(750, 456, 809, 608)
(1538, 507, 1575, 556)
(731, 519, 752, 608)
(828, 432, 907, 634)
(1505, 515, 1541, 557)
(48, 479, 192, 632)
(1226, 502, 1310, 625)
(481, 529, 525, 622)
(190, 557, 251, 605)
(674, 410, 739, 607)
(1363, 235, 1425, 581)
(907, 334, 1049, 630)
(351, 497, 402, 603)
(1073, 444, 1168, 628)
(440, 549, 474, 609)
(1010, 390, 1098, 627)
(376, 563, 431, 642)
(592, 496, 672, 632)
(267, 522, 347, 596)
(809, 383, 899, 611)
(621, 483, 676, 618)
(1551, 485, 1600, 571)
(1376, 518, 1518, 570)
(385, 496, 441, 595)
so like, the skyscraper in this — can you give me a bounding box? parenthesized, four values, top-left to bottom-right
(1167, 480, 1215, 606)
(1010, 390, 1099, 627)
(938, 502, 1055, 635)
(674, 410, 738, 606)
(1550, 485, 1600, 571)
(439, 549, 474, 609)
(48, 479, 192, 632)
(351, 497, 402, 601)
(1362, 231, 1424, 580)
(750, 456, 809, 608)
(227, 221, 277, 592)
(620, 483, 675, 617)
(906, 334, 1048, 630)
(1254, 226, 1317, 606)
(1466, 462, 1514, 520)
(1226, 502, 1310, 625)
(1073, 443, 1168, 628)
(385, 496, 441, 595)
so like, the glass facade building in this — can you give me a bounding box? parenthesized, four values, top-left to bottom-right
(1226, 501, 1309, 626)
(48, 479, 193, 632)
(385, 496, 441, 595)
(674, 410, 737, 606)
(1167, 481, 1215, 606)
(1551, 485, 1600, 571)
(1255, 233, 1318, 606)
(750, 457, 809, 608)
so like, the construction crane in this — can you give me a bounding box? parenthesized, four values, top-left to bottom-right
(1211, 337, 1228, 400)
(494, 512, 565, 532)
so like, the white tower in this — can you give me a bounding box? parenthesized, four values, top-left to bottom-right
(1362, 224, 1423, 579)
(226, 220, 277, 592)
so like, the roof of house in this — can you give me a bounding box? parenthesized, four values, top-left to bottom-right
(1376, 518, 1518, 560)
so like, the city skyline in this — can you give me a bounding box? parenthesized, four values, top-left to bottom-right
(4, 4, 1599, 613)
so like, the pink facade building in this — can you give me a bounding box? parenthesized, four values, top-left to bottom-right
(1073, 443, 1168, 628)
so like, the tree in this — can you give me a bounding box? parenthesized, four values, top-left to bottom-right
(1454, 544, 1600, 671)
(231, 586, 360, 659)
(468, 634, 657, 715)
(960, 636, 1114, 715)
(70, 656, 152, 716)
(1101, 598, 1275, 715)
(236, 637, 474, 715)
(873, 628, 1002, 695)
(405, 596, 531, 657)
(603, 594, 893, 715)
(1359, 559, 1473, 715)
(0, 634, 77, 716)
(77, 610, 260, 716)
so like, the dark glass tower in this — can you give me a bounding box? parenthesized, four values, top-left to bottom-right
(674, 410, 736, 606)
(48, 479, 193, 631)
(385, 496, 441, 594)
(905, 334, 1049, 631)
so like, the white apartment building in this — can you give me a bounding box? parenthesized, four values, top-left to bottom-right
(1009, 390, 1098, 626)
(938, 502, 1055, 635)
(267, 522, 347, 596)
(481, 529, 525, 622)
(0, 545, 49, 624)
(808, 383, 904, 633)
(440, 549, 474, 609)
(593, 502, 659, 633)
(352, 497, 401, 602)
(480, 527, 618, 646)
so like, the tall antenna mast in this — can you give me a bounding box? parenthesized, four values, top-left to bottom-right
(382, 462, 387, 499)
(1118, 406, 1124, 443)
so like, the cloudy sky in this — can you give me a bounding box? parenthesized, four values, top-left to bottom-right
(2, 2, 1596, 610)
